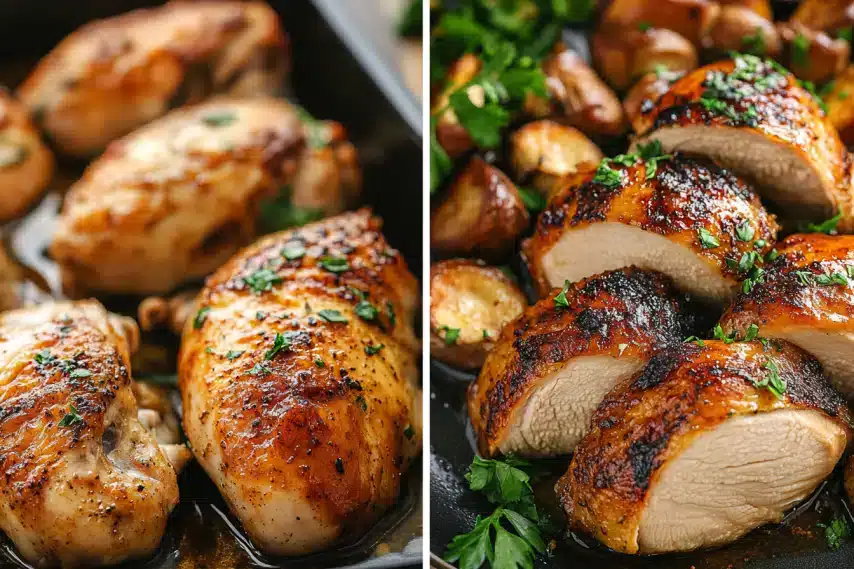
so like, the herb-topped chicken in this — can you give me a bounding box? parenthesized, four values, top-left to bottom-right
(178, 210, 421, 555)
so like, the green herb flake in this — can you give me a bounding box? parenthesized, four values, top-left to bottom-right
(440, 326, 461, 345)
(554, 280, 571, 308)
(753, 358, 786, 399)
(69, 369, 92, 378)
(355, 395, 368, 411)
(58, 404, 84, 427)
(318, 309, 348, 323)
(735, 221, 755, 242)
(248, 362, 272, 376)
(365, 343, 385, 355)
(225, 350, 245, 361)
(744, 323, 760, 341)
(713, 324, 738, 344)
(355, 300, 379, 321)
(282, 242, 306, 261)
(637, 21, 651, 31)
(592, 160, 624, 187)
(683, 336, 706, 347)
(264, 332, 292, 360)
(314, 357, 325, 367)
(34, 349, 55, 366)
(319, 256, 350, 273)
(193, 306, 211, 329)
(518, 186, 547, 212)
(805, 209, 843, 234)
(201, 110, 236, 127)
(698, 228, 721, 249)
(742, 28, 766, 55)
(295, 106, 331, 149)
(792, 32, 811, 66)
(404, 424, 415, 439)
(818, 517, 851, 551)
(243, 269, 283, 294)
(386, 301, 397, 327)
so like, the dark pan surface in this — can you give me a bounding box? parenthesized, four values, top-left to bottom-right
(0, 1, 422, 568)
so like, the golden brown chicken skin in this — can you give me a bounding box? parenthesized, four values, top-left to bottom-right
(558, 339, 852, 555)
(720, 233, 854, 398)
(0, 301, 178, 568)
(178, 210, 421, 556)
(51, 97, 360, 297)
(468, 267, 697, 458)
(17, 1, 288, 158)
(524, 153, 778, 302)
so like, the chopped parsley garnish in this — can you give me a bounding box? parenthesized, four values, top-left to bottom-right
(201, 110, 236, 127)
(698, 228, 720, 249)
(315, 357, 325, 367)
(753, 358, 786, 399)
(365, 343, 385, 355)
(744, 323, 760, 341)
(248, 363, 272, 376)
(517, 186, 547, 212)
(684, 336, 705, 346)
(243, 269, 282, 294)
(713, 324, 738, 344)
(742, 28, 765, 55)
(592, 160, 624, 187)
(386, 301, 397, 327)
(319, 256, 350, 273)
(318, 309, 348, 323)
(225, 350, 244, 360)
(58, 404, 84, 427)
(804, 209, 843, 234)
(34, 349, 55, 366)
(355, 300, 379, 321)
(839, 27, 853, 43)
(637, 21, 651, 31)
(636, 139, 672, 180)
(69, 369, 92, 378)
(554, 280, 571, 308)
(256, 311, 267, 320)
(440, 326, 461, 345)
(404, 424, 415, 439)
(796, 269, 850, 287)
(258, 186, 324, 233)
(264, 333, 292, 360)
(282, 242, 306, 260)
(697, 54, 786, 126)
(792, 32, 810, 66)
(818, 517, 851, 551)
(355, 395, 368, 411)
(193, 307, 211, 329)
(735, 222, 755, 242)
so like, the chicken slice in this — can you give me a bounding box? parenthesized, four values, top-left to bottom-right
(17, 1, 288, 158)
(178, 210, 421, 556)
(524, 153, 778, 303)
(633, 54, 854, 227)
(0, 300, 178, 567)
(719, 233, 854, 399)
(557, 340, 852, 554)
(468, 268, 696, 458)
(51, 97, 360, 297)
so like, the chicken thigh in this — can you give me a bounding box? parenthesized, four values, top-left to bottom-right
(0, 300, 178, 567)
(178, 210, 421, 556)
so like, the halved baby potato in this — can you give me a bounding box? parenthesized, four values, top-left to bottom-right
(432, 54, 481, 159)
(706, 5, 782, 58)
(791, 0, 854, 35)
(824, 65, 854, 146)
(778, 22, 850, 84)
(599, 0, 720, 47)
(719, 0, 773, 20)
(430, 259, 527, 370)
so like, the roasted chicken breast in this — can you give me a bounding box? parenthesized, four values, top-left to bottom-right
(524, 152, 778, 302)
(720, 233, 854, 399)
(17, 1, 288, 158)
(0, 300, 179, 567)
(558, 340, 852, 554)
(51, 97, 359, 297)
(468, 268, 696, 458)
(633, 54, 854, 227)
(178, 210, 421, 556)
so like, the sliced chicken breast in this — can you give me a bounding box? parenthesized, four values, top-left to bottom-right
(468, 268, 696, 458)
(719, 233, 854, 399)
(633, 54, 854, 226)
(524, 153, 778, 303)
(557, 339, 852, 554)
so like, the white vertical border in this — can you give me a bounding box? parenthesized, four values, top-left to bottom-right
(420, 0, 431, 566)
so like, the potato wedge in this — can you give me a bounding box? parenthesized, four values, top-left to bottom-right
(778, 22, 850, 84)
(623, 70, 684, 133)
(706, 5, 782, 58)
(509, 120, 603, 197)
(431, 156, 529, 260)
(719, 0, 773, 20)
(542, 44, 627, 138)
(430, 259, 526, 369)
(600, 0, 720, 47)
(824, 65, 854, 146)
(432, 54, 481, 158)
(592, 26, 697, 91)
(792, 0, 854, 35)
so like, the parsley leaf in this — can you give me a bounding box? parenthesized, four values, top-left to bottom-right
(225, 350, 244, 360)
(264, 332, 292, 360)
(744, 323, 760, 341)
(752, 358, 786, 399)
(58, 404, 84, 427)
(804, 209, 843, 234)
(517, 186, 547, 212)
(69, 369, 92, 378)
(355, 300, 379, 321)
(282, 242, 306, 260)
(713, 324, 738, 344)
(698, 228, 720, 249)
(201, 110, 236, 127)
(818, 517, 851, 551)
(193, 307, 211, 329)
(319, 256, 350, 273)
(792, 32, 810, 66)
(449, 89, 510, 148)
(683, 336, 705, 346)
(440, 326, 461, 345)
(249, 362, 272, 376)
(742, 28, 766, 55)
(554, 280, 571, 308)
(365, 343, 385, 355)
(318, 309, 348, 323)
(258, 186, 324, 233)
(243, 269, 282, 294)
(735, 221, 755, 242)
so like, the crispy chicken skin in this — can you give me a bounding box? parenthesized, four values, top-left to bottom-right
(0, 301, 178, 567)
(633, 56, 854, 226)
(524, 154, 778, 302)
(468, 268, 696, 458)
(178, 210, 421, 556)
(51, 97, 360, 297)
(17, 1, 288, 158)
(719, 233, 854, 398)
(0, 90, 54, 221)
(557, 340, 852, 554)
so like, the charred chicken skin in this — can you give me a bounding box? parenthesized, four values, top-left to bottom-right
(524, 152, 778, 303)
(178, 210, 421, 556)
(0, 301, 179, 567)
(558, 339, 852, 555)
(17, 1, 288, 158)
(468, 268, 696, 458)
(51, 97, 359, 297)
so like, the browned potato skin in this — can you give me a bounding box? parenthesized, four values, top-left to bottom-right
(524, 155, 779, 297)
(557, 339, 853, 555)
(778, 22, 850, 85)
(623, 71, 684, 133)
(600, 0, 720, 47)
(18, 1, 288, 158)
(791, 0, 854, 35)
(431, 156, 529, 261)
(468, 267, 695, 457)
(541, 45, 628, 139)
(720, 0, 773, 19)
(824, 65, 854, 147)
(509, 120, 603, 197)
(592, 26, 698, 92)
(720, 234, 854, 337)
(706, 6, 782, 58)
(0, 90, 54, 221)
(429, 259, 527, 370)
(432, 54, 481, 159)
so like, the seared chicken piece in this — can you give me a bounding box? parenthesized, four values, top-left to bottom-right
(0, 90, 54, 220)
(51, 97, 359, 296)
(623, 70, 684, 134)
(179, 210, 421, 555)
(524, 153, 778, 302)
(430, 259, 527, 370)
(558, 340, 852, 554)
(633, 54, 854, 226)
(719, 233, 854, 399)
(0, 300, 178, 567)
(468, 268, 695, 458)
(822, 64, 854, 147)
(17, 1, 287, 158)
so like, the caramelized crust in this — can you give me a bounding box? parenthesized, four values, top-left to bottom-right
(17, 1, 288, 157)
(468, 268, 696, 457)
(179, 210, 420, 555)
(557, 339, 853, 554)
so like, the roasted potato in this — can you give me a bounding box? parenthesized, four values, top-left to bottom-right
(431, 156, 529, 261)
(824, 65, 854, 146)
(623, 70, 684, 133)
(542, 44, 627, 139)
(432, 54, 481, 158)
(509, 120, 602, 197)
(719, 0, 773, 19)
(592, 26, 697, 91)
(430, 259, 527, 369)
(599, 0, 720, 47)
(791, 0, 854, 35)
(778, 22, 850, 84)
(706, 5, 782, 58)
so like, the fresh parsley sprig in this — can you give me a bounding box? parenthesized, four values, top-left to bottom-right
(818, 517, 851, 551)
